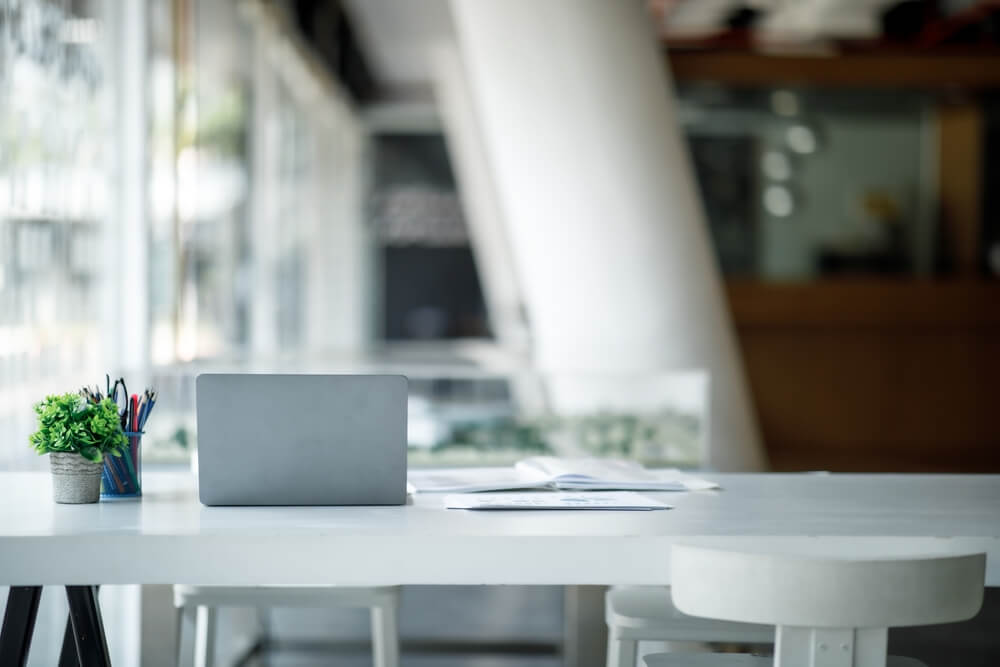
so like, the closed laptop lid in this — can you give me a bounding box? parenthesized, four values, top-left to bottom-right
(196, 374, 407, 506)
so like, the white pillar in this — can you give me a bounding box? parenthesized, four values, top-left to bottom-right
(449, 0, 766, 470)
(248, 27, 280, 360)
(431, 43, 530, 354)
(106, 0, 149, 379)
(305, 103, 372, 353)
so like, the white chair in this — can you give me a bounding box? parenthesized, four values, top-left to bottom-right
(606, 586, 772, 667)
(643, 544, 986, 667)
(174, 585, 400, 667)
(606, 586, 773, 666)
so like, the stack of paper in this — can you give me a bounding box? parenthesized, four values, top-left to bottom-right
(407, 457, 718, 494)
(444, 491, 671, 511)
(515, 457, 717, 491)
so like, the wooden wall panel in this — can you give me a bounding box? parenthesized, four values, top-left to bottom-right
(668, 52, 1000, 90)
(727, 281, 1000, 472)
(938, 103, 984, 275)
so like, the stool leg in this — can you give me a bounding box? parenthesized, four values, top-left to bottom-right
(177, 605, 196, 667)
(775, 626, 887, 667)
(607, 631, 637, 667)
(371, 603, 399, 667)
(193, 606, 216, 667)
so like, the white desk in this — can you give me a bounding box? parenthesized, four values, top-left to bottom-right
(2, 471, 998, 665)
(1, 471, 999, 586)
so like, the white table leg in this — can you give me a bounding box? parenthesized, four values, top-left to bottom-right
(564, 586, 609, 667)
(371, 602, 399, 667)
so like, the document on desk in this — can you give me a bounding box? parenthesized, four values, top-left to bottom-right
(408, 467, 534, 494)
(409, 459, 718, 494)
(444, 491, 672, 511)
(515, 457, 719, 491)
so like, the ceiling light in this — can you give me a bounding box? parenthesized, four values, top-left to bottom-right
(761, 150, 791, 181)
(763, 184, 795, 217)
(770, 90, 800, 117)
(786, 124, 817, 154)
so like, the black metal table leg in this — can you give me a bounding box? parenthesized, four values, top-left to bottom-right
(0, 585, 43, 667)
(58, 612, 80, 667)
(65, 586, 112, 667)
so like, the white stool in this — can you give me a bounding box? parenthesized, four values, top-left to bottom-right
(643, 545, 986, 667)
(606, 586, 772, 667)
(173, 585, 400, 667)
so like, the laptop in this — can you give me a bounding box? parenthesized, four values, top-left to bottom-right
(196, 374, 408, 506)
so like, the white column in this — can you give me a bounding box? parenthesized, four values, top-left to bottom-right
(431, 43, 530, 354)
(106, 0, 150, 379)
(248, 27, 279, 359)
(449, 0, 766, 470)
(305, 101, 372, 353)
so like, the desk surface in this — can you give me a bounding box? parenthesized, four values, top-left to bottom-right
(1, 472, 998, 586)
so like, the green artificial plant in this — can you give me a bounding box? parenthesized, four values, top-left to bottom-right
(29, 393, 128, 463)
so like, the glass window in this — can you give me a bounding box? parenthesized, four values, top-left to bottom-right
(143, 3, 370, 462)
(371, 134, 490, 340)
(0, 0, 112, 470)
(679, 85, 936, 279)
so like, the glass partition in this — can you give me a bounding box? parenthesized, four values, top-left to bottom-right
(142, 359, 708, 469)
(406, 371, 707, 468)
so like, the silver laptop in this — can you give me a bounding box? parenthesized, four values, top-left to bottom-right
(196, 374, 407, 506)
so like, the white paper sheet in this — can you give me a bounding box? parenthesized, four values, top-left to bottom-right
(407, 468, 541, 493)
(444, 491, 672, 511)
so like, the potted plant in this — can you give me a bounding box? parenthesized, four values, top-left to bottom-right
(30, 393, 128, 503)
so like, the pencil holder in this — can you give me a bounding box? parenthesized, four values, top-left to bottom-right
(101, 430, 143, 498)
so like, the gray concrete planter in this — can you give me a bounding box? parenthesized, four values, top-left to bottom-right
(50, 452, 103, 504)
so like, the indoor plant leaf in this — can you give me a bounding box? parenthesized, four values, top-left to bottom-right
(29, 393, 128, 459)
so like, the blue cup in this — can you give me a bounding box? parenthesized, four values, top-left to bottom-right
(101, 430, 142, 498)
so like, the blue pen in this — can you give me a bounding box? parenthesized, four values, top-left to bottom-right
(142, 396, 156, 429)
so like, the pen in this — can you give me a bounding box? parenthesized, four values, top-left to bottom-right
(131, 394, 138, 433)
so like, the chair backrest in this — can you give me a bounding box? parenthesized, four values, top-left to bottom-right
(671, 544, 985, 629)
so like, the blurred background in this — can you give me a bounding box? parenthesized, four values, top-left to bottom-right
(1, 0, 999, 665)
